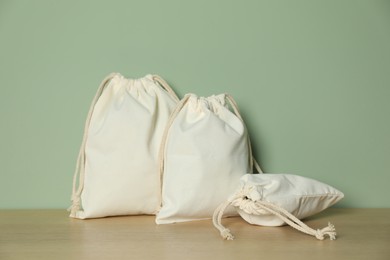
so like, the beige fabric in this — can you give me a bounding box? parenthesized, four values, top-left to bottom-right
(69, 73, 179, 219)
(213, 173, 343, 240)
(156, 93, 256, 224)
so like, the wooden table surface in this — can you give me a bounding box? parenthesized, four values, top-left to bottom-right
(0, 208, 389, 260)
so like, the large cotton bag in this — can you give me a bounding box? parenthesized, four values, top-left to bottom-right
(156, 93, 259, 224)
(69, 73, 179, 219)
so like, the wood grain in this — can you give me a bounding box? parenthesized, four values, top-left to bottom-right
(0, 209, 389, 260)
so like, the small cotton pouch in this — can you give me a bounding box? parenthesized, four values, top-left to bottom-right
(213, 173, 344, 240)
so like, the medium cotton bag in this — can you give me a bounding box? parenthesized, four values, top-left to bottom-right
(156, 93, 260, 224)
(213, 173, 344, 240)
(69, 73, 179, 219)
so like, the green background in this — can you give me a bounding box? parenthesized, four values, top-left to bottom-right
(1, 0, 389, 209)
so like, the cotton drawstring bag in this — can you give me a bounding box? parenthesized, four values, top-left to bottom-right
(69, 73, 179, 219)
(213, 173, 344, 240)
(156, 93, 261, 224)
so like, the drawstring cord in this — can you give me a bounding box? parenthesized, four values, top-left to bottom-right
(68, 73, 118, 217)
(213, 187, 337, 241)
(152, 75, 180, 102)
(225, 94, 263, 174)
(157, 94, 192, 210)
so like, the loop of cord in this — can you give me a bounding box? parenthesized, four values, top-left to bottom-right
(212, 188, 337, 241)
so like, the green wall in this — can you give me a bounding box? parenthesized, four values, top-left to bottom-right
(1, 0, 389, 209)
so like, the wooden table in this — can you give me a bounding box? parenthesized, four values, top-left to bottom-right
(0, 209, 389, 260)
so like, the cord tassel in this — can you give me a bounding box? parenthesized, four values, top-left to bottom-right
(252, 200, 337, 241)
(315, 222, 337, 240)
(212, 199, 236, 240)
(221, 228, 234, 240)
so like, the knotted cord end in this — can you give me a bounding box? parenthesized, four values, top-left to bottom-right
(221, 228, 235, 240)
(67, 196, 81, 217)
(315, 222, 337, 240)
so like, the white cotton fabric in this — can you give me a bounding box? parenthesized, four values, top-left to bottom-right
(156, 93, 252, 224)
(70, 73, 178, 219)
(236, 174, 344, 226)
